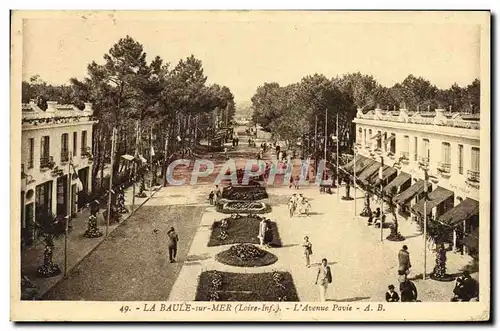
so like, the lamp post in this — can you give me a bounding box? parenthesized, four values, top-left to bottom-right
(379, 156, 384, 242)
(353, 146, 357, 216)
(423, 168, 429, 280)
(106, 128, 116, 236)
(64, 151, 73, 277)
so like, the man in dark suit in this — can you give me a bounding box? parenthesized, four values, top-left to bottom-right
(167, 227, 179, 263)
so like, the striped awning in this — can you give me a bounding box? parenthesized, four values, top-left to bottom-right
(358, 161, 382, 182)
(383, 172, 411, 194)
(411, 186, 454, 216)
(438, 198, 479, 227)
(393, 179, 425, 205)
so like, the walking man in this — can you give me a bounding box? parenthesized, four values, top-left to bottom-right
(167, 227, 179, 263)
(398, 245, 412, 280)
(258, 218, 267, 246)
(315, 258, 332, 302)
(303, 236, 313, 267)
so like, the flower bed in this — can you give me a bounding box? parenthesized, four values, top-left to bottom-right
(221, 185, 268, 200)
(216, 200, 272, 214)
(215, 243, 278, 267)
(208, 215, 282, 247)
(195, 270, 299, 302)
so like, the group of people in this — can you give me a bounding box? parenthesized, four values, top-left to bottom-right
(288, 193, 311, 217)
(208, 185, 222, 206)
(231, 136, 239, 147)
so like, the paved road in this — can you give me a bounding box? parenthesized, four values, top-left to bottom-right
(42, 204, 205, 301)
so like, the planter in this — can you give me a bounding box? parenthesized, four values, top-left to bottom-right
(215, 244, 278, 267)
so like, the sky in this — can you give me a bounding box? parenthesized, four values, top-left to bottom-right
(21, 12, 482, 104)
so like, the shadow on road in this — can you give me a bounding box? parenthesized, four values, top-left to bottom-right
(328, 296, 371, 302)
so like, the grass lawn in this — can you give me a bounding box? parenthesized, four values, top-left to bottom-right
(215, 244, 278, 267)
(195, 271, 299, 301)
(207, 216, 282, 247)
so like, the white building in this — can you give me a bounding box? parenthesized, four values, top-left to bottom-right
(350, 106, 480, 255)
(20, 100, 97, 247)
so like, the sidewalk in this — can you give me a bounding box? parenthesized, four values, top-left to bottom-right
(21, 181, 162, 299)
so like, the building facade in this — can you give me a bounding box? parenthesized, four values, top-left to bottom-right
(351, 106, 480, 255)
(21, 100, 96, 247)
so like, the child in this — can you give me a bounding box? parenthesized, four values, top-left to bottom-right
(386, 285, 400, 302)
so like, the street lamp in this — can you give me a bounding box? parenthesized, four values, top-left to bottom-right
(353, 146, 358, 216)
(379, 156, 384, 242)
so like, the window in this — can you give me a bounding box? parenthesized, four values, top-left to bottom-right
(40, 136, 50, 168)
(458, 144, 464, 174)
(389, 133, 396, 154)
(471, 147, 480, 171)
(28, 138, 34, 169)
(73, 132, 77, 155)
(377, 131, 382, 149)
(364, 129, 367, 145)
(61, 133, 69, 162)
(414, 137, 418, 161)
(81, 130, 88, 156)
(439, 142, 451, 173)
(422, 139, 430, 159)
(468, 147, 480, 183)
(357, 127, 362, 145)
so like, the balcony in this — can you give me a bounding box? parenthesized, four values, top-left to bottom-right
(40, 156, 55, 170)
(418, 156, 430, 168)
(466, 170, 480, 183)
(60, 150, 69, 163)
(437, 162, 451, 177)
(400, 152, 410, 164)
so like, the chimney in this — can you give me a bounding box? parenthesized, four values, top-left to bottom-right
(46, 101, 57, 112)
(84, 102, 93, 113)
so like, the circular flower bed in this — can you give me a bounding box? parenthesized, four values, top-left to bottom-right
(215, 243, 278, 267)
(216, 200, 272, 214)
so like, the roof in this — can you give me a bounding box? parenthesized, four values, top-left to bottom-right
(438, 198, 479, 227)
(358, 160, 382, 182)
(412, 186, 454, 216)
(383, 172, 411, 194)
(463, 227, 479, 250)
(393, 179, 425, 204)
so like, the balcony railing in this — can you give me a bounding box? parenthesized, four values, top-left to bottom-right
(81, 147, 89, 158)
(40, 156, 55, 169)
(357, 113, 480, 130)
(437, 162, 451, 174)
(418, 156, 430, 168)
(466, 170, 480, 183)
(60, 150, 69, 163)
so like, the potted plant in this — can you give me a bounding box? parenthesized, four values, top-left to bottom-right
(33, 212, 67, 278)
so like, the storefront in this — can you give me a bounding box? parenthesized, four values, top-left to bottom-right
(56, 174, 68, 217)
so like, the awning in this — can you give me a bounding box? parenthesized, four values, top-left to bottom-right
(371, 132, 381, 140)
(438, 198, 479, 227)
(344, 155, 374, 175)
(342, 159, 356, 172)
(393, 179, 425, 205)
(367, 165, 397, 184)
(383, 172, 411, 194)
(463, 228, 479, 250)
(121, 154, 134, 161)
(358, 161, 382, 182)
(412, 186, 454, 216)
(385, 135, 396, 144)
(138, 155, 147, 163)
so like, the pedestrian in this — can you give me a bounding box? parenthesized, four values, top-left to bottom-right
(224, 147, 228, 160)
(452, 270, 478, 302)
(303, 236, 313, 267)
(264, 218, 273, 247)
(400, 279, 418, 302)
(315, 258, 332, 302)
(398, 245, 412, 279)
(385, 284, 400, 302)
(167, 227, 179, 263)
(208, 191, 214, 205)
(258, 218, 267, 246)
(295, 175, 300, 189)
